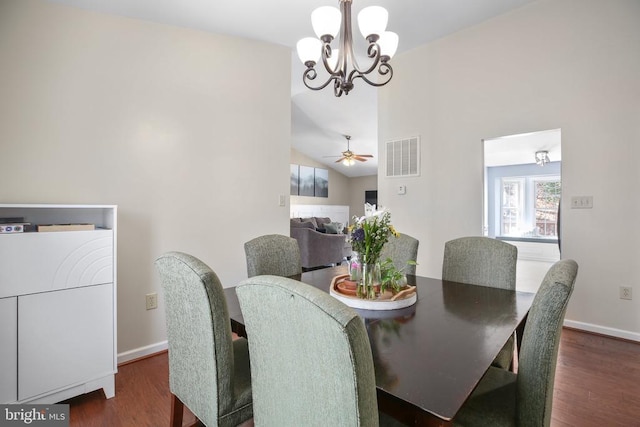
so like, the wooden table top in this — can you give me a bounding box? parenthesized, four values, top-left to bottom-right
(225, 266, 535, 425)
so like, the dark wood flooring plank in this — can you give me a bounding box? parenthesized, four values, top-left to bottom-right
(64, 328, 639, 426)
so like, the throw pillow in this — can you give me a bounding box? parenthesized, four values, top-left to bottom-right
(324, 222, 341, 234)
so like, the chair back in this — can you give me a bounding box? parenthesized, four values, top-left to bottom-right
(244, 234, 302, 277)
(236, 275, 379, 427)
(517, 259, 578, 427)
(155, 252, 239, 426)
(442, 236, 517, 290)
(380, 233, 419, 275)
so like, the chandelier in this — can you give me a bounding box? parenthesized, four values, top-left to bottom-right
(296, 0, 399, 97)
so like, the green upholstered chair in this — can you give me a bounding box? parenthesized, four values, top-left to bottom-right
(244, 234, 302, 278)
(442, 236, 518, 370)
(442, 236, 517, 290)
(453, 259, 578, 427)
(236, 275, 406, 427)
(380, 233, 419, 275)
(155, 252, 252, 427)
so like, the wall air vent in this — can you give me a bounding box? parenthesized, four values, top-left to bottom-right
(385, 136, 420, 177)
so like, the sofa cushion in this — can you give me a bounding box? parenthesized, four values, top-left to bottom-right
(291, 220, 315, 229)
(315, 217, 331, 227)
(301, 217, 318, 229)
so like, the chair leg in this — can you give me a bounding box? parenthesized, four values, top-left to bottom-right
(170, 393, 184, 427)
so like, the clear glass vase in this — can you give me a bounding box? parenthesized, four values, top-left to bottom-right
(348, 252, 362, 281)
(358, 262, 380, 300)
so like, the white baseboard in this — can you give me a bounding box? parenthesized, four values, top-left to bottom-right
(564, 319, 640, 342)
(117, 340, 168, 365)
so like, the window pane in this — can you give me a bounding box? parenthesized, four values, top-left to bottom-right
(534, 179, 561, 237)
(501, 179, 523, 236)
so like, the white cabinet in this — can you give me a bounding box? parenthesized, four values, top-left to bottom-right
(0, 204, 117, 404)
(0, 297, 17, 403)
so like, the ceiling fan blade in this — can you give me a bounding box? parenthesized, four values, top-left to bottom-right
(354, 154, 373, 158)
(335, 157, 346, 163)
(354, 156, 369, 162)
(322, 155, 342, 158)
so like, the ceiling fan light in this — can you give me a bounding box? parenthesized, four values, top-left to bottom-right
(343, 158, 354, 166)
(296, 37, 322, 64)
(311, 6, 341, 39)
(378, 31, 399, 59)
(358, 6, 388, 39)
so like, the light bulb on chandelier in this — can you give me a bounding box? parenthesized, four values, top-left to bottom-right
(296, 0, 399, 97)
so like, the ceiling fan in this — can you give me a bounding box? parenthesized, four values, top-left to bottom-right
(325, 135, 374, 166)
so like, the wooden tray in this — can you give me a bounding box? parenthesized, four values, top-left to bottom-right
(329, 274, 417, 311)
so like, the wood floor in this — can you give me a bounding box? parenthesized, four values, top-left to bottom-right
(64, 328, 640, 426)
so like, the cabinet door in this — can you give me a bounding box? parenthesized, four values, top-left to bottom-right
(18, 284, 114, 401)
(0, 297, 17, 403)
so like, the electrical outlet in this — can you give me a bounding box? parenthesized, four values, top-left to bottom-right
(620, 286, 632, 300)
(146, 293, 158, 310)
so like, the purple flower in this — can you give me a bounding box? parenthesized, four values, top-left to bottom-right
(352, 228, 365, 241)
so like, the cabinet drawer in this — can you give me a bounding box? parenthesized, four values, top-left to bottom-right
(0, 230, 113, 298)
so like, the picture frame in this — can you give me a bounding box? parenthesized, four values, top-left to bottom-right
(298, 165, 315, 197)
(314, 168, 328, 198)
(290, 164, 299, 196)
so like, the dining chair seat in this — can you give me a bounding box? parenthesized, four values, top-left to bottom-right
(453, 259, 578, 427)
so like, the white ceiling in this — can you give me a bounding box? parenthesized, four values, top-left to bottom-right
(49, 0, 537, 177)
(484, 129, 562, 167)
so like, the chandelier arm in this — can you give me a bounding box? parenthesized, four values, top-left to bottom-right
(333, 79, 345, 97)
(302, 68, 340, 91)
(351, 41, 383, 76)
(346, 48, 383, 83)
(352, 62, 394, 87)
(320, 42, 342, 76)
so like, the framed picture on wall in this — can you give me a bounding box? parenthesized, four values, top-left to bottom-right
(299, 166, 315, 197)
(290, 164, 299, 196)
(314, 168, 329, 198)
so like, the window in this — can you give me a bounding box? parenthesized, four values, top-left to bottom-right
(499, 176, 560, 240)
(501, 179, 524, 236)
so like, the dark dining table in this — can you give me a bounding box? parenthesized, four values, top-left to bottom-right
(224, 265, 535, 426)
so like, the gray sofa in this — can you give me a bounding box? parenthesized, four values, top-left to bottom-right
(290, 217, 350, 270)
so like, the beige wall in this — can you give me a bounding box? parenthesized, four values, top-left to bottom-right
(0, 0, 292, 356)
(348, 175, 378, 220)
(379, 0, 640, 340)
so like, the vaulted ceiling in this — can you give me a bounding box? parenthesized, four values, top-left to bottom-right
(50, 0, 537, 177)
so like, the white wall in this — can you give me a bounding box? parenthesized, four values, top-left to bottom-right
(378, 0, 640, 340)
(0, 0, 292, 357)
